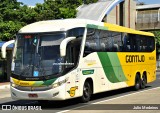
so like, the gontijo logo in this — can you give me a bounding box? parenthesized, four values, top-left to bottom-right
(126, 55, 145, 63)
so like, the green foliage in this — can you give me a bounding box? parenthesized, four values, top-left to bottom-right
(0, 0, 24, 41)
(151, 31, 160, 54)
(84, 0, 98, 4)
(151, 31, 160, 43)
(0, 0, 98, 41)
(0, 21, 25, 41)
(34, 0, 83, 21)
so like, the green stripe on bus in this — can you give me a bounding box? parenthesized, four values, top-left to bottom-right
(42, 78, 57, 86)
(33, 81, 44, 86)
(97, 52, 127, 83)
(87, 24, 98, 29)
(107, 53, 127, 82)
(86, 24, 108, 30)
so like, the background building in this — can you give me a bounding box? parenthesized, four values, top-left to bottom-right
(77, 0, 136, 29)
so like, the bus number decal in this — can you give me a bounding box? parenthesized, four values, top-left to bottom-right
(67, 86, 78, 97)
(149, 56, 155, 60)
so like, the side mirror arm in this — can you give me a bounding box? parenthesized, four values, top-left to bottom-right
(1, 40, 15, 59)
(60, 37, 76, 57)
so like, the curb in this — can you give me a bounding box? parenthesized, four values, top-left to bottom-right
(0, 84, 10, 90)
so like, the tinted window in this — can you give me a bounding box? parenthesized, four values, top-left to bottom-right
(84, 29, 100, 56)
(122, 34, 155, 52)
(67, 27, 85, 38)
(83, 28, 155, 57)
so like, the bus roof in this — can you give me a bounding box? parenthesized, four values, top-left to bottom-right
(19, 19, 87, 33)
(19, 19, 154, 37)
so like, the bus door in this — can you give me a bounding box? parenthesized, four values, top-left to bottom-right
(65, 39, 81, 98)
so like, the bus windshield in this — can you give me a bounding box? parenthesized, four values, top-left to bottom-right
(12, 33, 65, 78)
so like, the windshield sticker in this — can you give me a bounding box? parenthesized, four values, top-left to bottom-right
(82, 70, 94, 75)
(34, 38, 37, 44)
(33, 71, 39, 77)
(67, 86, 78, 97)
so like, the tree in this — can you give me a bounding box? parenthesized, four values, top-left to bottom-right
(0, 0, 24, 41)
(18, 5, 37, 24)
(151, 31, 160, 55)
(0, 21, 24, 41)
(34, 0, 98, 21)
(34, 0, 83, 21)
(0, 0, 99, 41)
(152, 31, 160, 43)
(84, 0, 98, 4)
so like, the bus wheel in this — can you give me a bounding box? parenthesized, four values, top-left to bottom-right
(141, 75, 147, 89)
(80, 81, 92, 103)
(134, 74, 141, 91)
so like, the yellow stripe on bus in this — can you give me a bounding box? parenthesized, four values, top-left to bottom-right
(12, 78, 35, 86)
(104, 23, 154, 37)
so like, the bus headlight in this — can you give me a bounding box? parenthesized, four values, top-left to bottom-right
(52, 77, 68, 88)
(11, 82, 19, 88)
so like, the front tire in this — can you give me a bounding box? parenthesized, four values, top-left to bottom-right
(80, 81, 92, 103)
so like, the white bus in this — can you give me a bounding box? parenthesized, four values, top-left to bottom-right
(7, 19, 156, 103)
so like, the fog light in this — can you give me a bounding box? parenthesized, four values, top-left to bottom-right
(53, 92, 59, 97)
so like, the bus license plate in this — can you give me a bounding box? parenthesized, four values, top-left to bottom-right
(28, 94, 38, 98)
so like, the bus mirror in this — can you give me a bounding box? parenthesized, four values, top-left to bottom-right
(1, 40, 15, 59)
(60, 37, 76, 57)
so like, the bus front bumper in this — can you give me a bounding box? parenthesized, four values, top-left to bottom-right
(10, 85, 66, 100)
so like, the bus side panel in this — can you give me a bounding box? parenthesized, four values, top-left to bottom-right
(64, 70, 79, 100)
(79, 53, 102, 94)
(147, 51, 156, 83)
(79, 50, 156, 95)
(117, 51, 156, 86)
(80, 52, 128, 95)
(97, 52, 128, 90)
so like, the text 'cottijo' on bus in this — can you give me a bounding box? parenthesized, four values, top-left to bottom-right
(2, 19, 156, 103)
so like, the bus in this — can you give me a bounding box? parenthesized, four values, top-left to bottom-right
(7, 19, 156, 102)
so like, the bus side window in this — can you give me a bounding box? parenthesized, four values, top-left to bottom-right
(141, 36, 148, 52)
(112, 32, 122, 52)
(99, 30, 113, 52)
(84, 28, 100, 57)
(105, 37, 113, 52)
(147, 36, 155, 52)
(122, 34, 130, 52)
